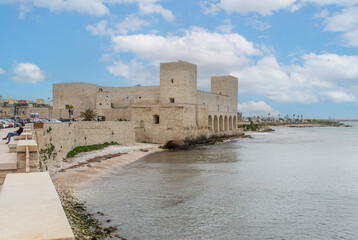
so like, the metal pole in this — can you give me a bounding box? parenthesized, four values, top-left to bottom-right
(13, 104, 17, 127)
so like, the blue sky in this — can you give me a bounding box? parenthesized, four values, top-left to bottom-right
(1, 0, 358, 119)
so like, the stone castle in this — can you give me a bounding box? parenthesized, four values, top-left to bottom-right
(52, 61, 242, 143)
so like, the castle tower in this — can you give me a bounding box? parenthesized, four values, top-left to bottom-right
(96, 88, 111, 109)
(159, 61, 197, 105)
(211, 76, 238, 113)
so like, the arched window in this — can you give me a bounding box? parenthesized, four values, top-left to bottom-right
(224, 116, 228, 131)
(208, 115, 213, 131)
(219, 116, 223, 131)
(214, 115, 218, 132)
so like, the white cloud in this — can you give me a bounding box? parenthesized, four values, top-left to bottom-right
(237, 53, 358, 104)
(11, 63, 47, 83)
(203, 0, 358, 16)
(86, 20, 109, 36)
(0, 68, 5, 75)
(300, 0, 358, 6)
(3, 0, 109, 17)
(98, 0, 175, 21)
(106, 27, 358, 104)
(138, 1, 174, 22)
(115, 15, 151, 34)
(110, 27, 261, 86)
(2, 0, 174, 20)
(106, 59, 158, 83)
(245, 16, 271, 30)
(320, 90, 357, 102)
(216, 18, 234, 33)
(100, 53, 115, 62)
(219, 0, 296, 15)
(322, 6, 358, 46)
(87, 16, 150, 37)
(238, 101, 280, 117)
(201, 0, 221, 15)
(112, 27, 260, 64)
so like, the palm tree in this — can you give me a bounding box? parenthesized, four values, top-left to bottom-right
(80, 108, 97, 121)
(65, 104, 74, 119)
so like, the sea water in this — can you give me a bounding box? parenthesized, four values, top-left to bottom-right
(77, 122, 358, 239)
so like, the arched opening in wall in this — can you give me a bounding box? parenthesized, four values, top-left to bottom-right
(224, 116, 228, 131)
(98, 88, 103, 92)
(208, 115, 213, 131)
(219, 116, 223, 131)
(214, 115, 218, 132)
(229, 116, 232, 130)
(233, 116, 237, 129)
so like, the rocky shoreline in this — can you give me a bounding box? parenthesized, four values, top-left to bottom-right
(57, 188, 125, 240)
(163, 133, 251, 150)
(52, 143, 163, 239)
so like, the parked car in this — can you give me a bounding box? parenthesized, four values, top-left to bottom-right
(0, 120, 9, 128)
(49, 118, 61, 123)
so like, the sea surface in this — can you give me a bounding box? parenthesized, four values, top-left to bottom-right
(77, 122, 358, 240)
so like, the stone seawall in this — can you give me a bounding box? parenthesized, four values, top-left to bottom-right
(33, 121, 135, 170)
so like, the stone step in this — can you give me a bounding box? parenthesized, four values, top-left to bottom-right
(14, 133, 32, 140)
(8, 143, 17, 153)
(16, 140, 37, 153)
(0, 153, 17, 170)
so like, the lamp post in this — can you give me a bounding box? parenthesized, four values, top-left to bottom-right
(47, 97, 50, 119)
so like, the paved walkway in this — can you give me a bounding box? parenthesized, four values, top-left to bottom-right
(0, 128, 17, 175)
(0, 172, 74, 239)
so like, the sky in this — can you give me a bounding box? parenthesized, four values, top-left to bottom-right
(1, 0, 358, 119)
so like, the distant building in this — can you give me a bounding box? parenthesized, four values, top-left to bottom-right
(237, 112, 243, 122)
(4, 98, 15, 105)
(36, 99, 44, 105)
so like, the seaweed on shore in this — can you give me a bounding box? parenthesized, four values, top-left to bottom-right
(57, 188, 125, 240)
(66, 142, 119, 158)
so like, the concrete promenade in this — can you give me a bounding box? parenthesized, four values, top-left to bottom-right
(0, 172, 74, 239)
(0, 127, 74, 239)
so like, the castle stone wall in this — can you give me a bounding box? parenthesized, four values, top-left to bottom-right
(53, 83, 98, 110)
(34, 121, 135, 169)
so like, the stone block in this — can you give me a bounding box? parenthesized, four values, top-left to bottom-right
(16, 140, 37, 152)
(0, 172, 74, 239)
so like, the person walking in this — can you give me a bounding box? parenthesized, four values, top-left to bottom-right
(2, 124, 23, 144)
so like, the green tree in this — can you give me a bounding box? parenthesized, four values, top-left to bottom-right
(65, 104, 74, 119)
(80, 108, 97, 121)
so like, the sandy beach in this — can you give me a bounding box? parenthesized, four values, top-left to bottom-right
(51, 143, 164, 191)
